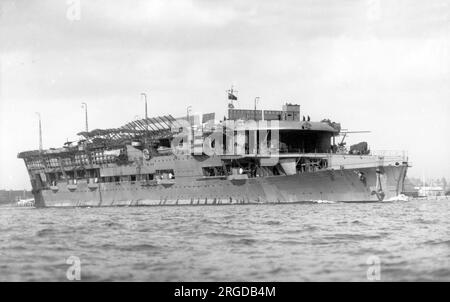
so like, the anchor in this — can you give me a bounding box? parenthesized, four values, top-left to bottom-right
(371, 168, 385, 201)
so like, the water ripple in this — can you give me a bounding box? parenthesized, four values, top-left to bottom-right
(0, 199, 449, 281)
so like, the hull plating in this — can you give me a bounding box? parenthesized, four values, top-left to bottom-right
(34, 165, 408, 207)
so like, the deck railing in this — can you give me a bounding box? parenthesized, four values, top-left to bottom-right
(371, 150, 408, 161)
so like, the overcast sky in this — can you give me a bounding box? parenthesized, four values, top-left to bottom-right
(1, 0, 449, 189)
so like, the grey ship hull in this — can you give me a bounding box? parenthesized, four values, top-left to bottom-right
(33, 164, 407, 207)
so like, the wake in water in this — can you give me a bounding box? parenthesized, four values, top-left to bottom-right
(385, 194, 409, 202)
(311, 200, 336, 204)
(0, 199, 449, 281)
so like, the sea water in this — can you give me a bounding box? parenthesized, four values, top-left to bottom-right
(0, 199, 449, 281)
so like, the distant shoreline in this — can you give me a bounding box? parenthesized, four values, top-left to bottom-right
(0, 189, 32, 205)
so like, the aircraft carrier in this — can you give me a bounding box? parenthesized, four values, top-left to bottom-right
(18, 90, 409, 207)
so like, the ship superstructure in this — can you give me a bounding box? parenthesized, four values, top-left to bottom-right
(18, 94, 409, 207)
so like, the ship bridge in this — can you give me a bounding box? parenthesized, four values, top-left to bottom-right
(217, 119, 340, 156)
(225, 103, 341, 154)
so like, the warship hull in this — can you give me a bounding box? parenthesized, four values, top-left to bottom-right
(33, 164, 407, 207)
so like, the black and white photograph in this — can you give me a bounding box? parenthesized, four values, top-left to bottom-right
(0, 0, 449, 287)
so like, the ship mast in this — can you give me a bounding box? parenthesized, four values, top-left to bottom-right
(254, 97, 260, 121)
(141, 92, 148, 132)
(81, 102, 89, 132)
(35, 112, 43, 151)
(186, 106, 192, 123)
(227, 86, 238, 106)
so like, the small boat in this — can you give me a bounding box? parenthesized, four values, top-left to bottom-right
(17, 198, 35, 207)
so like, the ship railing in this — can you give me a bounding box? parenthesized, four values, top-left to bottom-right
(371, 150, 408, 161)
(231, 150, 409, 163)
